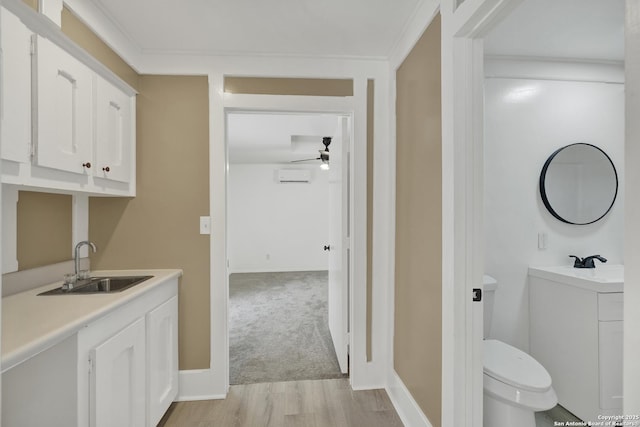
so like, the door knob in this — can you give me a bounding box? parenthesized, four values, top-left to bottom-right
(324, 245, 330, 251)
(102, 166, 110, 172)
(82, 162, 91, 168)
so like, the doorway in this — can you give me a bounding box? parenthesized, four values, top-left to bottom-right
(225, 111, 352, 385)
(443, 0, 626, 424)
(482, 0, 624, 424)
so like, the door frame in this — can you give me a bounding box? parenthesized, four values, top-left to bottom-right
(441, 0, 525, 425)
(213, 91, 358, 392)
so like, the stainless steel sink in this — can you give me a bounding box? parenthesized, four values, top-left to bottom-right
(39, 275, 154, 295)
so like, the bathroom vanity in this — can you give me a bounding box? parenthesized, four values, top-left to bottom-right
(529, 265, 623, 423)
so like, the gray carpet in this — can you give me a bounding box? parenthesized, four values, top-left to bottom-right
(229, 271, 346, 385)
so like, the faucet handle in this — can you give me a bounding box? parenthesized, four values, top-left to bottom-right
(569, 255, 583, 268)
(62, 273, 77, 290)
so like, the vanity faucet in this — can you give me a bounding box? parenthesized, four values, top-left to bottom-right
(75, 240, 97, 277)
(582, 255, 607, 268)
(569, 254, 607, 269)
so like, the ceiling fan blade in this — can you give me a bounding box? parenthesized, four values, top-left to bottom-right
(290, 157, 321, 163)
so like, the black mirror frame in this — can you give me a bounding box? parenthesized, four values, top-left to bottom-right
(539, 143, 618, 225)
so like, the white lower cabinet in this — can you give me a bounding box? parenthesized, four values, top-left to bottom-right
(90, 317, 146, 427)
(529, 275, 623, 423)
(77, 278, 179, 427)
(599, 320, 623, 409)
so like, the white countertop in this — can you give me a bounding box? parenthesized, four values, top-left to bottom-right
(2, 269, 182, 372)
(528, 264, 623, 293)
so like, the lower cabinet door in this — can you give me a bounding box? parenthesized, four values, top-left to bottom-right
(90, 317, 146, 427)
(599, 320, 623, 409)
(146, 296, 179, 426)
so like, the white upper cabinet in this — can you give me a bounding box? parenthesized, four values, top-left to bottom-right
(95, 76, 132, 183)
(0, 1, 137, 196)
(1, 8, 32, 163)
(34, 35, 93, 175)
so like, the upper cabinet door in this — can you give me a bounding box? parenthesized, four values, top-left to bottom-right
(95, 76, 132, 183)
(1, 8, 32, 163)
(34, 36, 93, 174)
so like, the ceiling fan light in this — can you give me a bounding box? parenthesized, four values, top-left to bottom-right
(320, 163, 330, 171)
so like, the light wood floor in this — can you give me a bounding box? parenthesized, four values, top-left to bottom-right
(159, 379, 404, 427)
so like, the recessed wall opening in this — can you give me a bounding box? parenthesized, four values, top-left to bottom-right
(226, 111, 351, 384)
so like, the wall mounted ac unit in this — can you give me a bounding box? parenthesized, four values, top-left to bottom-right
(277, 169, 311, 183)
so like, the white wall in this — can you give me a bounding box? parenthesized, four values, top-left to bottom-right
(228, 163, 330, 273)
(484, 60, 625, 351)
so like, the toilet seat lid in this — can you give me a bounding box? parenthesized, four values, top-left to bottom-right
(483, 339, 552, 392)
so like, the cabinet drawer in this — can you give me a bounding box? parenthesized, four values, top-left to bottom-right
(598, 293, 623, 321)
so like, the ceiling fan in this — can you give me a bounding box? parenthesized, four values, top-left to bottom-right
(291, 137, 331, 165)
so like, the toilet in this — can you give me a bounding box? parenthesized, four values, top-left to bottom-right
(483, 275, 557, 427)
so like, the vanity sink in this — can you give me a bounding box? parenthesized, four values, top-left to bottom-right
(528, 264, 623, 292)
(38, 275, 154, 295)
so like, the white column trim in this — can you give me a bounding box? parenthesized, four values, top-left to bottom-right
(71, 194, 89, 258)
(209, 72, 228, 396)
(38, 0, 61, 27)
(2, 186, 19, 273)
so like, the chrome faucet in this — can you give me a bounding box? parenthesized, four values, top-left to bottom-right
(75, 240, 97, 278)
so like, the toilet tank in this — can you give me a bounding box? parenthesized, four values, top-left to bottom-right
(483, 275, 497, 339)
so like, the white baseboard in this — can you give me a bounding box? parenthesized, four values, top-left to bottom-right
(386, 371, 433, 427)
(176, 369, 226, 401)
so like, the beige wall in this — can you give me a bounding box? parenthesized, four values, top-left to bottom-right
(224, 77, 353, 96)
(394, 14, 442, 426)
(17, 192, 72, 270)
(89, 76, 211, 370)
(61, 7, 139, 90)
(22, 0, 37, 10)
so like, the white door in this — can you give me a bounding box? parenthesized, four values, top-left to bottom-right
(90, 317, 146, 427)
(328, 116, 349, 374)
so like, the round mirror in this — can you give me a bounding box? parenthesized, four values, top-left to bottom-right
(539, 143, 618, 225)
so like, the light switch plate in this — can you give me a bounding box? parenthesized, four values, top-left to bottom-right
(200, 216, 211, 235)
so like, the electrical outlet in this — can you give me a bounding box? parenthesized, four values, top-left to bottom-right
(200, 216, 211, 235)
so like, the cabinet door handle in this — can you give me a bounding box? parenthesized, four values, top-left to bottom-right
(82, 162, 91, 169)
(102, 166, 110, 172)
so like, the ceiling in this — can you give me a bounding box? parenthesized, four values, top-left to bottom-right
(88, 0, 420, 58)
(227, 113, 341, 164)
(484, 0, 624, 61)
(89, 0, 625, 164)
